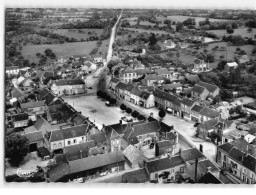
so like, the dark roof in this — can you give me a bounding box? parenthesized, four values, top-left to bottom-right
(43, 71, 54, 78)
(88, 132, 106, 144)
(50, 130, 64, 142)
(37, 88, 51, 100)
(197, 159, 220, 173)
(24, 131, 43, 143)
(198, 172, 222, 184)
(110, 78, 120, 84)
(125, 84, 134, 92)
(199, 107, 220, 118)
(59, 103, 76, 121)
(185, 74, 200, 83)
(197, 81, 219, 93)
(37, 147, 50, 158)
(192, 85, 206, 94)
(116, 82, 128, 90)
(88, 147, 101, 156)
(20, 101, 45, 109)
(218, 142, 234, 154)
(11, 113, 28, 122)
(191, 105, 204, 113)
(122, 168, 149, 183)
(68, 151, 125, 174)
(131, 87, 142, 96)
(181, 98, 195, 107)
(135, 68, 152, 75)
(54, 79, 85, 86)
(242, 155, 256, 172)
(44, 92, 57, 105)
(110, 129, 121, 140)
(146, 155, 185, 173)
(48, 163, 71, 182)
(181, 148, 205, 162)
(140, 91, 151, 100)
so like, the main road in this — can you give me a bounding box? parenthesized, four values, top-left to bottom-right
(97, 10, 123, 92)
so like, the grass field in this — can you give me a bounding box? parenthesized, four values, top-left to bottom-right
(123, 27, 177, 36)
(22, 39, 109, 64)
(207, 28, 256, 38)
(165, 15, 234, 26)
(52, 28, 103, 40)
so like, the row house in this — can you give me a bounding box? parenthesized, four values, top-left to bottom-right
(217, 139, 256, 184)
(155, 68, 172, 79)
(115, 82, 129, 99)
(191, 81, 220, 101)
(11, 113, 29, 128)
(199, 107, 220, 122)
(45, 124, 90, 153)
(191, 105, 204, 122)
(145, 155, 186, 183)
(109, 78, 120, 92)
(50, 79, 86, 96)
(120, 66, 152, 83)
(180, 98, 198, 121)
(141, 75, 165, 86)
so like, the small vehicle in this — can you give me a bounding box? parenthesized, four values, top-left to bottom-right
(105, 101, 113, 107)
(88, 87, 93, 90)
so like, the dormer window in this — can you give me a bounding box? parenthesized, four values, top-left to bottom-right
(139, 136, 142, 140)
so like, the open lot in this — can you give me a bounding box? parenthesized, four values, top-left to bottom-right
(207, 28, 256, 38)
(52, 28, 103, 40)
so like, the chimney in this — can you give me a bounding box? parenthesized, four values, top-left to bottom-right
(241, 135, 245, 139)
(119, 120, 122, 125)
(207, 167, 212, 173)
(80, 149, 83, 159)
(199, 144, 203, 153)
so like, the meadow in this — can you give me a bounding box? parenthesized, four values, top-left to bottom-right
(207, 28, 256, 38)
(52, 28, 103, 40)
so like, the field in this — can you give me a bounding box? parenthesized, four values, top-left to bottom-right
(207, 28, 256, 38)
(122, 27, 178, 36)
(164, 15, 234, 26)
(22, 39, 109, 64)
(52, 28, 103, 40)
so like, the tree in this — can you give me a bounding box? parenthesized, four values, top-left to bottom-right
(226, 26, 234, 34)
(97, 90, 103, 98)
(131, 110, 140, 119)
(247, 27, 252, 33)
(125, 107, 132, 115)
(137, 114, 145, 121)
(149, 33, 157, 46)
(110, 98, 117, 105)
(158, 109, 166, 120)
(5, 133, 29, 166)
(44, 48, 53, 57)
(120, 104, 126, 112)
(176, 22, 184, 32)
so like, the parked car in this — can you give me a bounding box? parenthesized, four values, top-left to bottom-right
(194, 122, 200, 127)
(105, 101, 114, 107)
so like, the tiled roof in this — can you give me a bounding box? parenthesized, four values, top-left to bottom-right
(199, 107, 220, 118)
(110, 78, 120, 84)
(88, 147, 101, 156)
(43, 71, 54, 78)
(197, 81, 218, 93)
(181, 98, 195, 107)
(163, 83, 182, 90)
(131, 86, 142, 96)
(24, 131, 43, 143)
(192, 85, 206, 94)
(242, 155, 256, 172)
(157, 140, 172, 148)
(37, 88, 51, 100)
(88, 132, 106, 144)
(20, 101, 46, 109)
(181, 148, 205, 162)
(122, 168, 149, 183)
(218, 142, 234, 154)
(54, 79, 85, 86)
(191, 105, 204, 113)
(197, 159, 220, 173)
(116, 82, 128, 90)
(123, 66, 135, 73)
(49, 130, 64, 142)
(156, 68, 171, 75)
(198, 118, 219, 131)
(144, 74, 165, 81)
(123, 145, 144, 165)
(62, 124, 88, 139)
(48, 163, 71, 182)
(125, 84, 134, 92)
(146, 155, 185, 173)
(140, 91, 151, 100)
(11, 88, 25, 99)
(135, 69, 152, 75)
(185, 74, 200, 83)
(68, 151, 125, 174)
(110, 129, 121, 140)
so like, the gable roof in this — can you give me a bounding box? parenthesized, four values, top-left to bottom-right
(20, 101, 46, 109)
(53, 79, 85, 86)
(181, 148, 205, 162)
(68, 151, 125, 174)
(131, 86, 142, 96)
(146, 155, 185, 173)
(191, 105, 204, 113)
(140, 91, 151, 100)
(110, 78, 120, 84)
(198, 118, 219, 131)
(192, 85, 206, 94)
(123, 145, 145, 165)
(199, 107, 220, 118)
(185, 74, 200, 83)
(88, 132, 106, 144)
(62, 124, 88, 140)
(181, 98, 196, 107)
(11, 88, 25, 99)
(198, 172, 222, 184)
(157, 140, 173, 148)
(197, 81, 219, 93)
(116, 82, 128, 90)
(23, 131, 43, 143)
(88, 147, 101, 156)
(48, 163, 71, 182)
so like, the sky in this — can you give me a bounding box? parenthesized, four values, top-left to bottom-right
(1, 0, 256, 10)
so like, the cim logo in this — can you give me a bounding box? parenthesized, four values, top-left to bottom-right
(15, 168, 37, 178)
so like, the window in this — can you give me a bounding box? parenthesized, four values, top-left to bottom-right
(58, 143, 62, 148)
(68, 141, 71, 145)
(218, 151, 221, 158)
(225, 138, 228, 143)
(82, 137, 84, 140)
(73, 139, 76, 144)
(171, 169, 174, 173)
(139, 136, 142, 140)
(53, 144, 56, 149)
(244, 169, 246, 174)
(224, 155, 226, 161)
(180, 166, 184, 173)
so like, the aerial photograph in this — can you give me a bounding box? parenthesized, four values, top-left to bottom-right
(3, 0, 256, 185)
